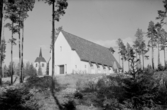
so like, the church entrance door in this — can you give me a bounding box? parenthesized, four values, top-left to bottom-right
(59, 65, 64, 74)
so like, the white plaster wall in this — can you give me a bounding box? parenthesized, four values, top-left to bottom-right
(72, 60, 89, 74)
(40, 62, 47, 75)
(54, 32, 73, 75)
(33, 62, 47, 75)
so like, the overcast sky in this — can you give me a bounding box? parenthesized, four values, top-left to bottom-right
(3, 0, 167, 70)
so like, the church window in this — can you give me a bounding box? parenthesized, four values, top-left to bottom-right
(85, 65, 86, 68)
(75, 65, 77, 68)
(36, 64, 38, 67)
(42, 63, 44, 67)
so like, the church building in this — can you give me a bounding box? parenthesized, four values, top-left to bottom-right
(49, 30, 121, 75)
(34, 48, 47, 75)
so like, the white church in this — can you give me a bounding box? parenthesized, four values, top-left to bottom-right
(34, 48, 47, 75)
(48, 30, 121, 75)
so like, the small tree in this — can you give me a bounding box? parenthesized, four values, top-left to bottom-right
(126, 43, 132, 71)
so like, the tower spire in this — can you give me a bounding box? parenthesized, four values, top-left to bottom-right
(39, 48, 42, 57)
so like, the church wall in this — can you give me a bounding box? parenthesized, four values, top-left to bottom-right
(54, 32, 73, 75)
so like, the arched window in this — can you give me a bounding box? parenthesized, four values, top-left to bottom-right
(36, 63, 38, 67)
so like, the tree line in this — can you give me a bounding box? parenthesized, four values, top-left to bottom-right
(117, 0, 167, 72)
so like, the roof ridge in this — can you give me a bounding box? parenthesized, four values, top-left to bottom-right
(61, 30, 111, 51)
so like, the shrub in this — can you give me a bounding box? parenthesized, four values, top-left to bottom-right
(25, 76, 61, 92)
(83, 81, 97, 92)
(76, 79, 86, 91)
(0, 87, 39, 110)
(62, 100, 76, 110)
(158, 64, 165, 71)
(74, 91, 83, 99)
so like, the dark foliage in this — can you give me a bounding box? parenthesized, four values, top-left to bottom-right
(157, 64, 165, 71)
(0, 87, 39, 110)
(74, 91, 83, 99)
(62, 100, 76, 110)
(122, 70, 158, 109)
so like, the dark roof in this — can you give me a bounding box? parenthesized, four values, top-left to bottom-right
(35, 48, 46, 63)
(61, 30, 121, 68)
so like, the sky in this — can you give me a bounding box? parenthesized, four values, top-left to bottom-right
(3, 0, 167, 71)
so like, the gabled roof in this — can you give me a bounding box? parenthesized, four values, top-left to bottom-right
(35, 48, 46, 63)
(61, 30, 121, 68)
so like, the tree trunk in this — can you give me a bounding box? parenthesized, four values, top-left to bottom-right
(152, 46, 154, 70)
(122, 57, 124, 73)
(19, 20, 22, 83)
(20, 20, 24, 83)
(52, 0, 55, 77)
(128, 61, 130, 71)
(158, 42, 160, 66)
(164, 47, 166, 67)
(50, 1, 64, 110)
(119, 52, 120, 65)
(0, 0, 3, 86)
(140, 54, 142, 69)
(11, 22, 14, 85)
(142, 52, 144, 70)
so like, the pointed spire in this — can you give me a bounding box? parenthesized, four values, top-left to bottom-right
(39, 48, 42, 57)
